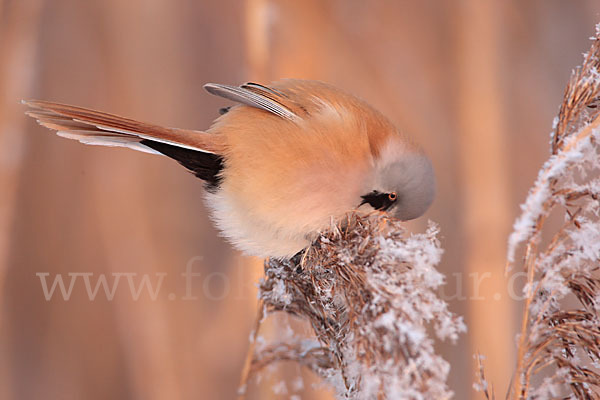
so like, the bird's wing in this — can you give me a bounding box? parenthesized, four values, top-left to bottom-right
(203, 82, 306, 121)
(23, 100, 222, 154)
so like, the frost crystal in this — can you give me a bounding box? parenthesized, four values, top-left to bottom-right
(506, 27, 600, 399)
(254, 215, 465, 399)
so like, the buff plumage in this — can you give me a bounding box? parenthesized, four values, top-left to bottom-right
(24, 79, 435, 258)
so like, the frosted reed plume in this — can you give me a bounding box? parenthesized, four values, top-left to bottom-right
(241, 214, 465, 399)
(500, 24, 600, 400)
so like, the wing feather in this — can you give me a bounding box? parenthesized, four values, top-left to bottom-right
(203, 83, 302, 121)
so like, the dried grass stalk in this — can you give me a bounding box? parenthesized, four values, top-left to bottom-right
(502, 24, 600, 400)
(245, 214, 465, 399)
(474, 354, 495, 400)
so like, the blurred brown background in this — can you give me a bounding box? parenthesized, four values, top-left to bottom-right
(1, 1, 600, 399)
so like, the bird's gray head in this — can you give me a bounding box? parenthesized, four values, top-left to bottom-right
(360, 145, 435, 220)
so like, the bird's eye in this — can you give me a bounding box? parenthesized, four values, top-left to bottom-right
(360, 190, 398, 211)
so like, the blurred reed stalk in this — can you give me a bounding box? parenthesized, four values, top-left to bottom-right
(477, 23, 600, 400)
(86, 2, 189, 399)
(0, 0, 43, 311)
(455, 1, 513, 394)
(243, 214, 465, 399)
(0, 2, 43, 398)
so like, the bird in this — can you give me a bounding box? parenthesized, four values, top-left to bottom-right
(23, 79, 435, 259)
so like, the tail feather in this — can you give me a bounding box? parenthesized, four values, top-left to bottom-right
(23, 100, 225, 188)
(55, 130, 160, 155)
(23, 100, 222, 154)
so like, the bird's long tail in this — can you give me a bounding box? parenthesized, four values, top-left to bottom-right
(23, 100, 225, 188)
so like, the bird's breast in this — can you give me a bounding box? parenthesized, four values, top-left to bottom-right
(205, 104, 378, 257)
